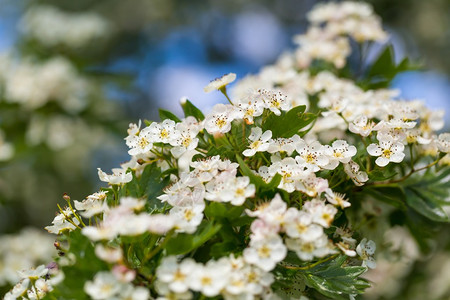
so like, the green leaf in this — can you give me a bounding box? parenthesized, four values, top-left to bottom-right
(159, 109, 181, 122)
(404, 188, 449, 222)
(363, 186, 407, 210)
(47, 230, 108, 300)
(301, 255, 370, 299)
(164, 221, 222, 255)
(262, 106, 317, 138)
(401, 168, 450, 222)
(181, 99, 205, 121)
(236, 155, 281, 192)
(204, 202, 244, 220)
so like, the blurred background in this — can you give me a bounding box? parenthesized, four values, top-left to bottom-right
(0, 0, 449, 298)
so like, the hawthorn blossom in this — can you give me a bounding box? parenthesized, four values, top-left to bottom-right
(170, 203, 205, 234)
(303, 199, 337, 228)
(148, 119, 180, 145)
(189, 259, 231, 297)
(243, 234, 287, 271)
(243, 127, 272, 157)
(236, 90, 265, 124)
(45, 207, 80, 234)
(295, 173, 329, 197)
(367, 136, 405, 167)
(204, 73, 236, 93)
(356, 238, 376, 269)
(344, 160, 369, 186)
(204, 104, 242, 134)
(267, 135, 302, 155)
(258, 89, 290, 116)
(156, 256, 197, 293)
(285, 235, 336, 261)
(84, 272, 122, 300)
(170, 121, 200, 158)
(436, 133, 450, 153)
(295, 140, 329, 172)
(348, 115, 376, 137)
(97, 168, 132, 185)
(323, 140, 357, 169)
(324, 188, 351, 209)
(126, 126, 153, 156)
(283, 208, 324, 241)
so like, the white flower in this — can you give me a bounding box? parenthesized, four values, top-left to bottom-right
(205, 174, 255, 206)
(126, 126, 153, 156)
(4, 279, 30, 300)
(204, 104, 242, 134)
(236, 91, 265, 124)
(348, 115, 376, 137)
(258, 89, 290, 116)
(170, 121, 200, 158)
(95, 245, 123, 264)
(303, 199, 337, 228)
(295, 140, 329, 172)
(18, 265, 48, 280)
(45, 207, 80, 234)
(323, 140, 357, 169)
(286, 235, 336, 261)
(204, 73, 236, 93)
(283, 208, 324, 241)
(436, 133, 450, 153)
(356, 238, 376, 269)
(148, 119, 180, 145)
(189, 259, 231, 297)
(157, 256, 197, 293)
(367, 136, 405, 167)
(74, 192, 108, 218)
(295, 173, 329, 197)
(344, 160, 369, 186)
(84, 272, 122, 300)
(170, 203, 205, 234)
(243, 234, 287, 271)
(267, 135, 302, 155)
(97, 168, 133, 185)
(324, 188, 351, 209)
(246, 194, 287, 229)
(243, 127, 272, 157)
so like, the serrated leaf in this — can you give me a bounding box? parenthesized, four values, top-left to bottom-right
(181, 99, 205, 121)
(164, 221, 222, 255)
(159, 109, 181, 122)
(363, 186, 407, 210)
(401, 168, 450, 222)
(404, 188, 449, 222)
(300, 255, 370, 299)
(262, 106, 317, 138)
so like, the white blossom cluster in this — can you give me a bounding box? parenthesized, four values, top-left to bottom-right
(7, 1, 448, 299)
(294, 1, 387, 68)
(20, 5, 111, 48)
(0, 55, 89, 112)
(0, 229, 56, 286)
(155, 255, 274, 299)
(4, 264, 64, 300)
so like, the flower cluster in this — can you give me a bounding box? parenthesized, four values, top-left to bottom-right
(5, 2, 450, 299)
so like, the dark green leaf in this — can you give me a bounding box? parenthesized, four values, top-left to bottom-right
(181, 99, 205, 121)
(262, 106, 317, 138)
(164, 221, 222, 255)
(159, 109, 181, 122)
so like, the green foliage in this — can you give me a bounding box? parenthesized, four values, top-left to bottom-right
(181, 99, 205, 121)
(262, 105, 317, 138)
(46, 231, 108, 300)
(402, 168, 450, 222)
(164, 221, 222, 255)
(159, 109, 181, 122)
(300, 256, 370, 299)
(363, 45, 421, 89)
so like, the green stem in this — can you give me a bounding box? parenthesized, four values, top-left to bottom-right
(220, 87, 234, 105)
